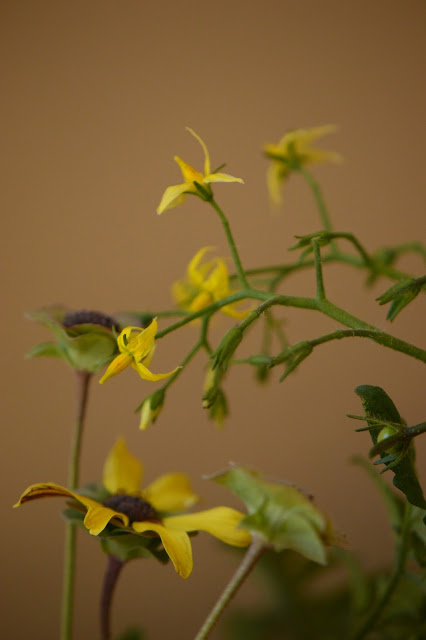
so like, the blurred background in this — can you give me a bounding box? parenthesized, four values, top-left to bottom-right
(2, 1, 425, 638)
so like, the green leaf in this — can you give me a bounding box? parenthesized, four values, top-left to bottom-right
(354, 385, 426, 510)
(25, 341, 64, 360)
(100, 532, 169, 564)
(376, 276, 425, 322)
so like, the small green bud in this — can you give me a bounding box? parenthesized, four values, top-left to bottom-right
(139, 389, 165, 431)
(211, 326, 243, 372)
(377, 426, 402, 455)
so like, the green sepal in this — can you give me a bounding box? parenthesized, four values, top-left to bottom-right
(25, 341, 65, 360)
(376, 276, 426, 321)
(210, 466, 331, 564)
(100, 532, 169, 565)
(211, 326, 243, 372)
(290, 231, 331, 251)
(354, 385, 426, 510)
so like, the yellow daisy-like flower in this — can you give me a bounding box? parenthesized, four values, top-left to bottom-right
(99, 318, 179, 384)
(14, 439, 251, 579)
(156, 128, 244, 214)
(172, 247, 251, 320)
(264, 125, 342, 204)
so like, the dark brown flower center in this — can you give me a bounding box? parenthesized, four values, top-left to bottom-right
(63, 310, 120, 332)
(103, 494, 158, 524)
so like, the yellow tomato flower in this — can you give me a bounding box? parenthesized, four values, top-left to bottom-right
(99, 318, 179, 384)
(14, 439, 251, 579)
(264, 125, 342, 204)
(156, 128, 244, 214)
(172, 247, 250, 319)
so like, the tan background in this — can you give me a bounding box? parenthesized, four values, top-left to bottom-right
(2, 1, 425, 638)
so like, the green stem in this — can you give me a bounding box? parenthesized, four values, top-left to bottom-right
(194, 538, 265, 640)
(61, 370, 92, 640)
(297, 166, 334, 235)
(312, 239, 326, 300)
(209, 198, 250, 289)
(350, 502, 412, 640)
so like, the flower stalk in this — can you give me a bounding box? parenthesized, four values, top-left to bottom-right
(100, 555, 125, 640)
(193, 537, 265, 640)
(61, 370, 92, 640)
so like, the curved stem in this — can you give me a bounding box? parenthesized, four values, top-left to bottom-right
(209, 198, 250, 289)
(100, 555, 125, 640)
(350, 502, 412, 640)
(61, 370, 92, 640)
(194, 538, 265, 640)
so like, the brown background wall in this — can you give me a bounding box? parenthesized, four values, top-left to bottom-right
(2, 1, 425, 638)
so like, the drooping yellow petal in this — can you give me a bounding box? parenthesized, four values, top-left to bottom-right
(102, 438, 143, 495)
(188, 246, 216, 287)
(13, 482, 129, 536)
(131, 360, 180, 382)
(132, 520, 193, 578)
(126, 320, 158, 360)
(143, 473, 199, 513)
(164, 507, 252, 547)
(157, 183, 191, 214)
(99, 352, 132, 384)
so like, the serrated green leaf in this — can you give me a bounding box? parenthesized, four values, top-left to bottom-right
(354, 385, 426, 510)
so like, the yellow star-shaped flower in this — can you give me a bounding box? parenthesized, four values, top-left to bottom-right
(157, 128, 244, 214)
(172, 247, 251, 319)
(99, 318, 179, 384)
(14, 439, 251, 578)
(264, 125, 342, 204)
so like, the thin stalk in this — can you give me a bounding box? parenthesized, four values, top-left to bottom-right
(297, 166, 334, 235)
(312, 239, 326, 300)
(194, 538, 265, 640)
(61, 370, 92, 640)
(209, 198, 250, 289)
(350, 502, 412, 640)
(100, 555, 125, 640)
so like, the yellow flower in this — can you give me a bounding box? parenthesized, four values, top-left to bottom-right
(99, 318, 179, 384)
(172, 247, 251, 319)
(264, 125, 342, 204)
(156, 128, 243, 214)
(14, 439, 251, 579)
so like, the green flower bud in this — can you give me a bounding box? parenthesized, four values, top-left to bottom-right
(139, 389, 165, 431)
(211, 326, 243, 372)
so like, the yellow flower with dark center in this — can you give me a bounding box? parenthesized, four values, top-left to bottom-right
(14, 439, 251, 579)
(156, 128, 243, 214)
(264, 125, 342, 204)
(172, 247, 251, 319)
(99, 318, 179, 384)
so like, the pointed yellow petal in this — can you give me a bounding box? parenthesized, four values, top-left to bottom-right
(164, 507, 252, 547)
(187, 246, 216, 287)
(266, 163, 287, 205)
(188, 291, 213, 313)
(174, 156, 204, 185)
(131, 319, 158, 359)
(157, 183, 190, 214)
(102, 438, 143, 495)
(132, 360, 180, 382)
(144, 473, 199, 513)
(14, 482, 79, 507)
(99, 352, 132, 384)
(203, 172, 244, 184)
(186, 127, 211, 176)
(132, 521, 193, 578)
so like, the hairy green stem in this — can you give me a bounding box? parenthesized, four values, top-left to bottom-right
(61, 370, 92, 640)
(209, 198, 250, 289)
(194, 538, 265, 640)
(312, 239, 326, 300)
(350, 502, 412, 640)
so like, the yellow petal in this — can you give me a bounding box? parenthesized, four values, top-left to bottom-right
(99, 352, 132, 384)
(157, 183, 191, 214)
(174, 156, 204, 185)
(132, 520, 193, 578)
(188, 291, 213, 313)
(132, 360, 180, 382)
(13, 482, 128, 536)
(188, 246, 216, 287)
(102, 438, 143, 495)
(185, 127, 211, 176)
(164, 507, 252, 547)
(203, 172, 244, 184)
(127, 320, 158, 360)
(143, 473, 199, 513)
(266, 163, 287, 205)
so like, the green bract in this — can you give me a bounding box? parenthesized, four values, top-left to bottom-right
(209, 465, 333, 565)
(26, 306, 120, 373)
